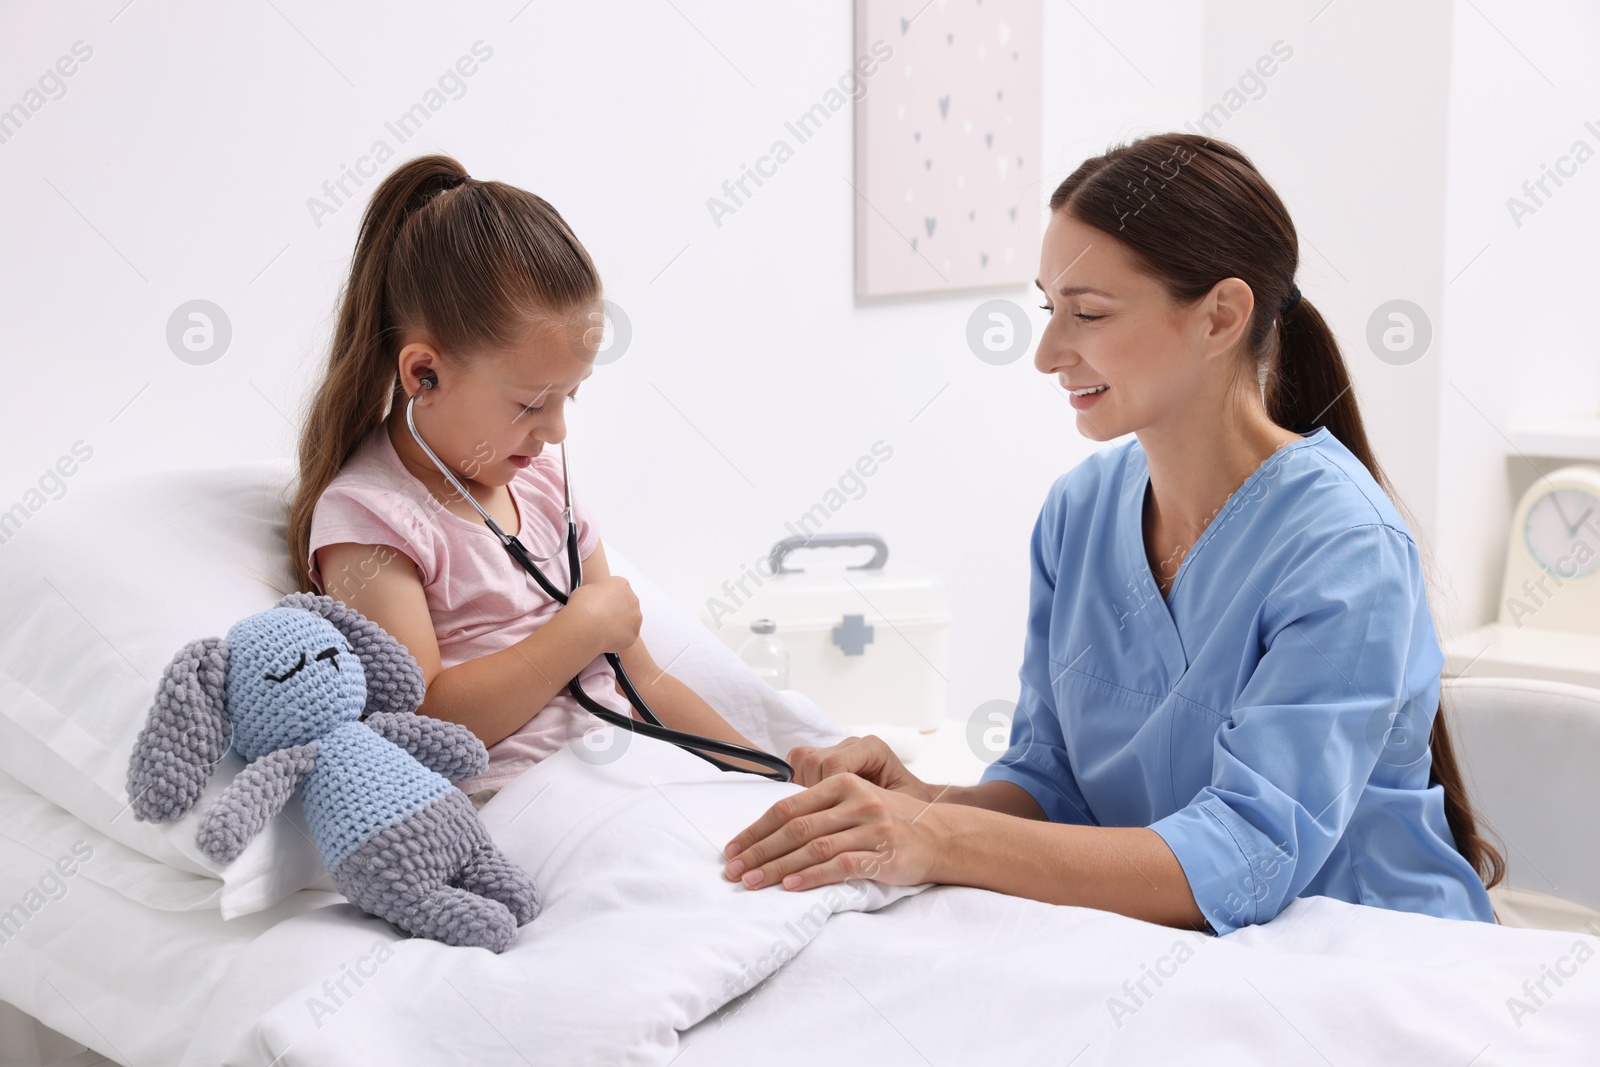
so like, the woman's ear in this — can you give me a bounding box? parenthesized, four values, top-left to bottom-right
(1198, 277, 1255, 363)
(126, 636, 231, 823)
(274, 592, 425, 717)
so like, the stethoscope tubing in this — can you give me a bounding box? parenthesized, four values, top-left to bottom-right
(405, 392, 794, 782)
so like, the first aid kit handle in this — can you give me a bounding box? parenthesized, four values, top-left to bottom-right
(768, 532, 889, 574)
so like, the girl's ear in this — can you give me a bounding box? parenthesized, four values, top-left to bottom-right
(127, 636, 231, 823)
(274, 592, 425, 717)
(397, 343, 443, 399)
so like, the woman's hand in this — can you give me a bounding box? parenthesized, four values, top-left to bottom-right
(721, 772, 946, 893)
(787, 735, 935, 802)
(564, 574, 641, 653)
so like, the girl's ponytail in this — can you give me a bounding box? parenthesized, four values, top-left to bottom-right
(286, 154, 601, 593)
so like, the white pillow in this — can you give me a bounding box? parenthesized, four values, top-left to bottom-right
(0, 461, 335, 917)
(0, 460, 840, 919)
(0, 765, 234, 912)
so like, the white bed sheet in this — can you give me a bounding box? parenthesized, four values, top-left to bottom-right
(7, 749, 1598, 1066)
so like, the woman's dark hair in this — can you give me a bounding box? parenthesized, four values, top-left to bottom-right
(1047, 132, 1505, 893)
(286, 154, 602, 593)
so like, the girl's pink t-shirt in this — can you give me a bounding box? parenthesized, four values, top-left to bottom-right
(306, 423, 633, 795)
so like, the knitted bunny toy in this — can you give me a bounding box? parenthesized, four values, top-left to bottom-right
(125, 592, 539, 952)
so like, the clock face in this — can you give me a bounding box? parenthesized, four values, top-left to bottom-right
(1524, 487, 1600, 580)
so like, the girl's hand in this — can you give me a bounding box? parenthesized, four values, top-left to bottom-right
(721, 773, 944, 892)
(565, 575, 641, 653)
(787, 735, 934, 803)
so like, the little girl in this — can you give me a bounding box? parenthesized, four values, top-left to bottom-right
(286, 154, 768, 808)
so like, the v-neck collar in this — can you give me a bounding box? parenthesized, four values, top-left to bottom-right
(1118, 427, 1329, 682)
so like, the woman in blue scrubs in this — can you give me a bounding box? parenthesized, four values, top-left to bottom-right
(720, 133, 1505, 935)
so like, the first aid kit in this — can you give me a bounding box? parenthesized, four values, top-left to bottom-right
(700, 533, 952, 732)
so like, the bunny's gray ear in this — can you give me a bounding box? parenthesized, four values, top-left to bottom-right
(275, 592, 425, 717)
(127, 636, 231, 823)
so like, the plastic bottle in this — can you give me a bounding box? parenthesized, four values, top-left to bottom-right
(738, 618, 789, 690)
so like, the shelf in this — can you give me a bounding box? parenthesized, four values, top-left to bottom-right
(1444, 623, 1600, 689)
(1508, 418, 1600, 461)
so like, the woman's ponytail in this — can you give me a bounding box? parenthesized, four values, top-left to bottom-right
(1270, 291, 1505, 893)
(1268, 296, 1369, 442)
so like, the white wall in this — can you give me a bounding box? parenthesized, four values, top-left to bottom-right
(0, 1, 1200, 725)
(1, 1, 1587, 722)
(1199, 1, 1600, 645)
(1195, 0, 1460, 608)
(1435, 0, 1600, 639)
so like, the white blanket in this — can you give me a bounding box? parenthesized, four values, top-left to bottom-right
(682, 889, 1600, 1064)
(11, 720, 1586, 1065)
(179, 731, 929, 1066)
(178, 724, 1600, 1065)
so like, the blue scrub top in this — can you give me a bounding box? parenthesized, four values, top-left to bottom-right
(980, 427, 1497, 936)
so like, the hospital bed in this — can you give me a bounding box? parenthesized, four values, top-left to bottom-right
(2, 462, 1598, 1066)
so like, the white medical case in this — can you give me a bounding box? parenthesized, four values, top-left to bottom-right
(699, 533, 951, 732)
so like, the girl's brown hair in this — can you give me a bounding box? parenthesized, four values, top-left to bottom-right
(1048, 132, 1504, 893)
(286, 154, 602, 593)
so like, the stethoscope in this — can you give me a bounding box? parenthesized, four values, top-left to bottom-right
(404, 379, 794, 782)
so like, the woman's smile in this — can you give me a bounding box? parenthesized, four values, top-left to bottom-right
(1068, 383, 1110, 408)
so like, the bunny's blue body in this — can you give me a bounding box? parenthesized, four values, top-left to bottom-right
(300, 723, 452, 868)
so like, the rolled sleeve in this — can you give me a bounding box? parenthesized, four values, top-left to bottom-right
(1149, 523, 1441, 935)
(979, 481, 1097, 826)
(980, 679, 1097, 826)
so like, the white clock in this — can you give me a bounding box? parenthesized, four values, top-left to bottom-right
(1497, 464, 1600, 634)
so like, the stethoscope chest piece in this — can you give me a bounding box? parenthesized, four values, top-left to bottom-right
(401, 391, 793, 781)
